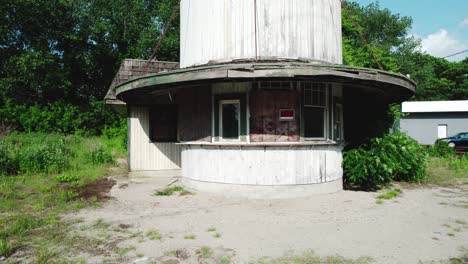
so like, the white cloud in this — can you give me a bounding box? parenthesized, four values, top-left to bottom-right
(461, 18, 468, 27)
(420, 29, 467, 62)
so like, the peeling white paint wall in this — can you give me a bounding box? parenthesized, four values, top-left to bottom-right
(181, 0, 343, 68)
(182, 145, 343, 185)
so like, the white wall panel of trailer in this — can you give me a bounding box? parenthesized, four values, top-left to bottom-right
(129, 107, 181, 173)
(180, 0, 343, 68)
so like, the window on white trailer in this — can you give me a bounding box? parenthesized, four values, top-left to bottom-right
(219, 100, 241, 140)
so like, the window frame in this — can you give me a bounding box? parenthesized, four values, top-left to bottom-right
(218, 99, 241, 141)
(213, 93, 247, 142)
(301, 83, 329, 141)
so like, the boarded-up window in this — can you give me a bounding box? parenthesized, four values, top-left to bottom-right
(150, 105, 178, 142)
(250, 90, 300, 142)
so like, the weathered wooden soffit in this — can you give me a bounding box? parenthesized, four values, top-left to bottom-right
(105, 59, 179, 105)
(114, 62, 416, 103)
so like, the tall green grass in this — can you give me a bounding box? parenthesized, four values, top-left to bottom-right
(0, 132, 126, 258)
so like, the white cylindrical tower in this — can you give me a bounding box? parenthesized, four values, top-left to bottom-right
(180, 0, 343, 68)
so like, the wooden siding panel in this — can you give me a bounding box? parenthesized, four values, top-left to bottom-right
(129, 107, 181, 171)
(250, 90, 300, 142)
(177, 86, 212, 142)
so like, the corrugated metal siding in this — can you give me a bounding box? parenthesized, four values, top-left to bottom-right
(129, 107, 181, 171)
(182, 145, 343, 185)
(180, 0, 342, 68)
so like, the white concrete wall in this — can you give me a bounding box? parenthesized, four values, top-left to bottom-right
(181, 144, 343, 186)
(129, 107, 181, 173)
(180, 0, 343, 68)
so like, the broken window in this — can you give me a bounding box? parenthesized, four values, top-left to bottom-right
(150, 105, 178, 142)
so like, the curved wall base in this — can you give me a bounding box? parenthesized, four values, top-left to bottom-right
(183, 178, 343, 199)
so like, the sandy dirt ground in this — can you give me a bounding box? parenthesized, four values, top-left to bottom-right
(70, 176, 468, 264)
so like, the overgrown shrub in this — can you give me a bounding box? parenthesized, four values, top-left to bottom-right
(14, 135, 71, 173)
(0, 100, 124, 136)
(0, 142, 19, 176)
(428, 141, 455, 158)
(449, 154, 468, 171)
(88, 145, 113, 165)
(102, 119, 127, 150)
(343, 132, 429, 189)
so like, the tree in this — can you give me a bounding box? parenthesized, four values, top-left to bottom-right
(0, 0, 180, 105)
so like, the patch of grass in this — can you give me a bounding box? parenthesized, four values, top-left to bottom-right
(377, 189, 401, 200)
(200, 246, 212, 259)
(447, 233, 455, 237)
(118, 245, 136, 255)
(219, 257, 232, 264)
(36, 247, 60, 264)
(154, 186, 185, 196)
(0, 133, 126, 262)
(145, 229, 161, 240)
(376, 199, 384, 205)
(443, 224, 452, 228)
(431, 237, 439, 240)
(257, 251, 374, 264)
(184, 234, 196, 240)
(453, 227, 462, 232)
(213, 233, 221, 238)
(439, 202, 449, 205)
(207, 227, 216, 232)
(0, 237, 12, 257)
(425, 157, 468, 186)
(93, 218, 111, 229)
(455, 220, 467, 225)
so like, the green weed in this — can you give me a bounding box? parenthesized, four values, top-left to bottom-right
(145, 229, 161, 240)
(184, 234, 196, 240)
(200, 246, 212, 259)
(154, 186, 186, 196)
(377, 189, 402, 200)
(207, 227, 216, 232)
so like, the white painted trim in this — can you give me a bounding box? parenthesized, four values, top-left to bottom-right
(402, 100, 468, 113)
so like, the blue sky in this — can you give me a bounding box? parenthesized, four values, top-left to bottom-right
(351, 0, 468, 61)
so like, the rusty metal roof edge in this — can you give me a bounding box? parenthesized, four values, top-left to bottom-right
(115, 63, 417, 97)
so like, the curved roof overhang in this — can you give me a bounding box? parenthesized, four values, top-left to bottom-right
(115, 62, 416, 103)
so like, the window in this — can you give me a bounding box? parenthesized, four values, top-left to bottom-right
(219, 100, 241, 140)
(150, 105, 178, 142)
(302, 83, 327, 139)
(334, 103, 344, 141)
(257, 81, 293, 90)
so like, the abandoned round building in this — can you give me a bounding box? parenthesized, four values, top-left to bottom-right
(106, 0, 416, 198)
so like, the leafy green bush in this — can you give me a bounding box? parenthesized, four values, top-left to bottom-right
(343, 132, 429, 189)
(102, 119, 127, 150)
(0, 100, 124, 136)
(0, 142, 19, 176)
(428, 141, 455, 158)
